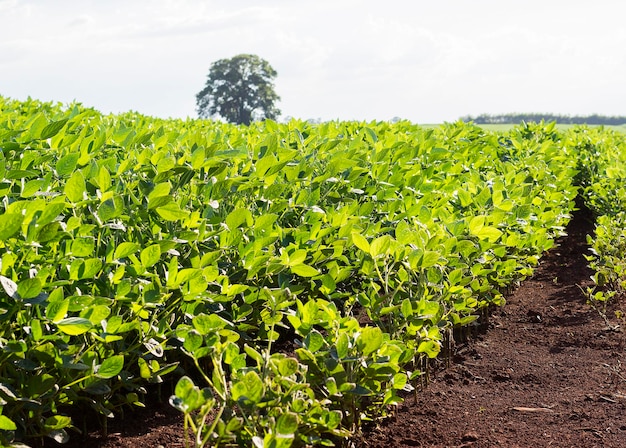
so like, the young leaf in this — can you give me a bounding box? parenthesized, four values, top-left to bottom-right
(44, 415, 72, 431)
(56, 317, 93, 335)
(276, 412, 299, 436)
(351, 232, 370, 253)
(226, 208, 253, 229)
(290, 263, 320, 277)
(369, 235, 391, 258)
(64, 170, 86, 203)
(357, 326, 383, 356)
(40, 118, 69, 140)
(114, 242, 141, 260)
(0, 415, 17, 430)
(46, 299, 70, 324)
(304, 330, 325, 353)
(277, 357, 299, 376)
(193, 313, 229, 335)
(140, 244, 161, 268)
(56, 153, 80, 177)
(0, 213, 24, 240)
(17, 277, 42, 300)
(97, 355, 124, 379)
(156, 202, 189, 221)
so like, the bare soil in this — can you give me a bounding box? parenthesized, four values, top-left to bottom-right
(49, 206, 626, 447)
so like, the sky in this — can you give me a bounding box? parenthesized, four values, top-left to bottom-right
(1, 0, 625, 123)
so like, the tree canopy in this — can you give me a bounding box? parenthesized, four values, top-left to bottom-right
(196, 54, 281, 125)
(461, 113, 626, 125)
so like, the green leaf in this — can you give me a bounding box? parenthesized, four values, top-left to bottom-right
(171, 376, 202, 412)
(351, 232, 370, 253)
(148, 182, 172, 202)
(255, 153, 278, 177)
(31, 318, 43, 341)
(114, 242, 141, 260)
(98, 197, 123, 221)
(21, 179, 43, 197)
(46, 299, 70, 324)
(26, 113, 46, 139)
(57, 317, 93, 335)
(290, 263, 320, 277)
(193, 313, 229, 335)
(156, 202, 189, 221)
(417, 340, 441, 358)
(80, 258, 103, 279)
(475, 226, 503, 242)
(97, 355, 124, 379)
(64, 170, 86, 203)
(401, 299, 413, 318)
(304, 330, 325, 353)
(233, 371, 264, 404)
(97, 166, 111, 191)
(225, 208, 253, 229)
(38, 201, 66, 226)
(0, 213, 24, 240)
(335, 331, 349, 359)
(392, 372, 408, 390)
(277, 357, 299, 376)
(81, 304, 111, 325)
(56, 152, 80, 176)
(357, 326, 383, 356)
(369, 235, 391, 258)
(468, 216, 485, 236)
(44, 415, 72, 431)
(71, 237, 94, 257)
(421, 251, 441, 268)
(183, 329, 203, 353)
(17, 277, 42, 300)
(276, 412, 298, 436)
(140, 244, 161, 268)
(325, 377, 338, 395)
(40, 118, 68, 140)
(0, 415, 17, 430)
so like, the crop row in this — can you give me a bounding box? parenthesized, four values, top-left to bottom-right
(567, 127, 626, 317)
(0, 98, 584, 447)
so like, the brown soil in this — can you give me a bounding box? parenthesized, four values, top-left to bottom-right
(48, 206, 626, 447)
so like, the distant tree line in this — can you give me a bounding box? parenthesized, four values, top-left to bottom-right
(461, 113, 626, 125)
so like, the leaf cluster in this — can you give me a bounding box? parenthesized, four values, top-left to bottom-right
(0, 97, 591, 447)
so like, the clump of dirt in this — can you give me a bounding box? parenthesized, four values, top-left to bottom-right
(47, 206, 626, 447)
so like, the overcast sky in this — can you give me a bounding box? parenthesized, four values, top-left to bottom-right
(1, 0, 625, 123)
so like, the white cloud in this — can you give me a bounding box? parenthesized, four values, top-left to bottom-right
(1, 0, 626, 122)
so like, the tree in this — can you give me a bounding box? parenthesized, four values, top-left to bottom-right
(196, 54, 281, 125)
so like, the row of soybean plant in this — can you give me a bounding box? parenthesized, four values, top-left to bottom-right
(567, 126, 626, 319)
(0, 96, 577, 447)
(168, 119, 577, 446)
